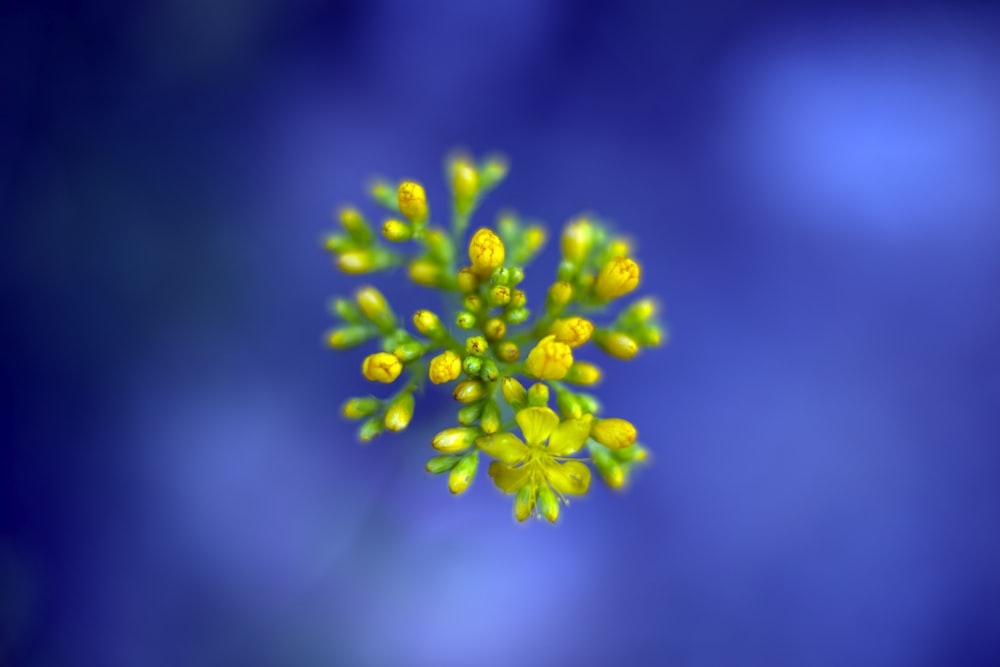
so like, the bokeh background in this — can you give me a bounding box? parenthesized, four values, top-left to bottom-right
(3, 1, 1000, 665)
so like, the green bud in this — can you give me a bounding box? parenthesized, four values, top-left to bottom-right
(556, 390, 582, 419)
(479, 155, 509, 190)
(324, 234, 352, 254)
(576, 393, 602, 414)
(332, 298, 363, 323)
(457, 401, 485, 425)
(615, 444, 649, 463)
(393, 341, 424, 363)
(369, 178, 400, 212)
(508, 266, 524, 285)
(501, 377, 527, 411)
(505, 307, 529, 325)
(527, 383, 549, 407)
(537, 484, 559, 523)
(514, 484, 535, 521)
(556, 260, 575, 282)
(480, 358, 499, 383)
(491, 267, 511, 285)
(480, 399, 501, 434)
(327, 325, 369, 349)
(448, 451, 479, 494)
(632, 324, 665, 347)
(342, 397, 380, 419)
(456, 311, 476, 329)
(426, 455, 460, 474)
(426, 228, 453, 264)
(359, 416, 384, 442)
(463, 355, 483, 376)
(340, 207, 373, 245)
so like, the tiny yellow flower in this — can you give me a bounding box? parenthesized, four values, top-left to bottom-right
(591, 418, 637, 449)
(408, 259, 442, 286)
(428, 350, 462, 384)
(549, 317, 594, 348)
(561, 218, 594, 262)
(338, 250, 374, 274)
(397, 181, 428, 222)
(469, 228, 505, 277)
(362, 352, 402, 383)
(594, 257, 640, 300)
(525, 335, 574, 380)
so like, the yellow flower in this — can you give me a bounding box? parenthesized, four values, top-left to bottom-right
(428, 350, 461, 384)
(525, 335, 573, 380)
(468, 228, 505, 277)
(361, 352, 402, 383)
(397, 181, 428, 222)
(594, 257, 640, 300)
(591, 418, 637, 449)
(479, 407, 593, 523)
(549, 317, 594, 348)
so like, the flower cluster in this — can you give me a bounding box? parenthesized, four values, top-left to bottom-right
(324, 151, 666, 522)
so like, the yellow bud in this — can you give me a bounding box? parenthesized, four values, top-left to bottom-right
(565, 361, 602, 385)
(338, 250, 374, 274)
(431, 427, 478, 453)
(468, 228, 505, 277)
(456, 267, 479, 293)
(463, 294, 483, 312)
(489, 285, 511, 306)
(608, 238, 630, 258)
(466, 336, 488, 356)
(537, 485, 559, 523)
(509, 289, 527, 308)
(355, 286, 393, 330)
(326, 325, 367, 349)
(428, 350, 462, 384)
(525, 335, 574, 381)
(514, 483, 535, 521)
(604, 463, 625, 488)
(361, 352, 402, 383)
(594, 257, 640, 300)
(549, 317, 594, 348)
(381, 218, 412, 242)
(547, 281, 573, 308)
(501, 376, 527, 409)
(397, 181, 428, 222)
(452, 162, 479, 198)
(597, 331, 639, 359)
(448, 451, 479, 494)
(453, 379, 488, 403)
(561, 218, 594, 262)
(408, 259, 442, 286)
(524, 226, 547, 253)
(527, 383, 550, 407)
(592, 418, 637, 449)
(413, 310, 444, 338)
(483, 318, 507, 341)
(342, 397, 380, 419)
(496, 341, 520, 362)
(384, 393, 414, 432)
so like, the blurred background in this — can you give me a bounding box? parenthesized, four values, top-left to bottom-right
(2, 1, 1000, 665)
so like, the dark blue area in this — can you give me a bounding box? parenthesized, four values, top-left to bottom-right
(3, 1, 1000, 665)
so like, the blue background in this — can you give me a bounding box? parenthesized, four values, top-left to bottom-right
(3, 1, 1000, 666)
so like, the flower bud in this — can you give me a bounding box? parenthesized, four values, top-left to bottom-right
(527, 382, 550, 407)
(509, 289, 527, 308)
(501, 376, 527, 410)
(483, 318, 506, 341)
(556, 390, 582, 419)
(331, 297, 362, 323)
(537, 484, 559, 523)
(426, 455, 460, 474)
(454, 379, 487, 403)
(523, 226, 547, 256)
(620, 298, 658, 327)
(449, 451, 479, 494)
(463, 294, 483, 312)
(514, 484, 535, 522)
(408, 259, 443, 287)
(384, 392, 414, 432)
(505, 307, 529, 325)
(547, 281, 573, 309)
(508, 266, 524, 286)
(594, 257, 640, 300)
(456, 311, 476, 329)
(479, 358, 499, 383)
(576, 393, 602, 414)
(479, 155, 509, 188)
(561, 218, 594, 262)
(338, 250, 374, 274)
(340, 207, 373, 245)
(392, 340, 424, 363)
(466, 336, 488, 356)
(607, 238, 630, 258)
(413, 310, 444, 339)
(361, 352, 403, 383)
(369, 179, 397, 210)
(397, 181, 428, 222)
(327, 325, 369, 349)
(324, 234, 351, 254)
(633, 324, 664, 347)
(428, 350, 462, 384)
(595, 331, 639, 360)
(452, 161, 479, 199)
(359, 416, 384, 442)
(480, 400, 501, 434)
(489, 285, 511, 306)
(469, 228, 505, 277)
(356, 285, 395, 332)
(591, 418, 637, 449)
(425, 228, 453, 264)
(342, 397, 380, 419)
(381, 218, 412, 242)
(525, 335, 573, 380)
(457, 401, 485, 425)
(565, 361, 602, 385)
(431, 427, 478, 453)
(456, 267, 479, 293)
(496, 341, 520, 362)
(463, 355, 483, 376)
(549, 317, 593, 348)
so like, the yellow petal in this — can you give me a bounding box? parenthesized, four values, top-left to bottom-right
(476, 433, 528, 463)
(543, 459, 591, 495)
(488, 461, 530, 494)
(547, 414, 593, 456)
(515, 407, 560, 446)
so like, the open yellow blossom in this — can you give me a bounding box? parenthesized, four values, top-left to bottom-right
(469, 228, 505, 277)
(362, 352, 402, 383)
(549, 317, 594, 348)
(479, 407, 593, 522)
(428, 350, 462, 384)
(525, 335, 573, 380)
(591, 418, 637, 449)
(594, 257, 640, 300)
(397, 181, 428, 222)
